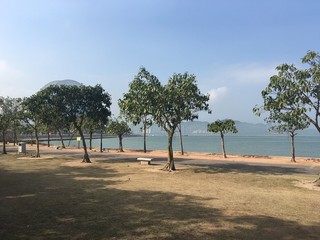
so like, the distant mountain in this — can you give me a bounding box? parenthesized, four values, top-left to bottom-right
(130, 120, 319, 136)
(233, 121, 269, 136)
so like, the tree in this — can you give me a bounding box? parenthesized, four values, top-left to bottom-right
(207, 119, 238, 158)
(300, 51, 320, 132)
(268, 112, 308, 162)
(22, 94, 48, 157)
(106, 118, 131, 152)
(151, 73, 210, 171)
(83, 118, 108, 151)
(83, 118, 99, 150)
(98, 121, 107, 153)
(258, 51, 320, 133)
(177, 123, 184, 155)
(119, 67, 160, 153)
(41, 84, 111, 163)
(42, 124, 52, 147)
(44, 106, 69, 149)
(253, 63, 310, 162)
(25, 88, 69, 149)
(8, 98, 23, 146)
(0, 97, 19, 154)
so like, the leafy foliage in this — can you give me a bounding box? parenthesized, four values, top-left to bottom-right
(256, 51, 320, 133)
(153, 73, 210, 130)
(106, 118, 131, 152)
(207, 119, 238, 158)
(0, 97, 22, 153)
(300, 51, 320, 130)
(207, 119, 238, 135)
(151, 72, 210, 170)
(119, 67, 160, 125)
(253, 52, 320, 161)
(39, 84, 112, 162)
(119, 67, 160, 152)
(22, 93, 49, 157)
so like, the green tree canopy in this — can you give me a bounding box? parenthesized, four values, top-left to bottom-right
(22, 93, 49, 157)
(40, 84, 112, 162)
(106, 118, 131, 152)
(152, 72, 210, 171)
(268, 111, 308, 162)
(253, 65, 310, 162)
(0, 97, 22, 154)
(83, 117, 104, 150)
(207, 119, 238, 158)
(301, 51, 320, 131)
(119, 67, 161, 153)
(257, 51, 320, 133)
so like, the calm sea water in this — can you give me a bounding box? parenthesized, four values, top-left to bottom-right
(54, 135, 320, 158)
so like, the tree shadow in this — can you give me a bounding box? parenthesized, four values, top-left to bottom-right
(51, 149, 320, 176)
(139, 155, 317, 175)
(191, 162, 313, 175)
(0, 158, 319, 239)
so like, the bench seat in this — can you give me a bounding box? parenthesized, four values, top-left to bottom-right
(137, 157, 153, 165)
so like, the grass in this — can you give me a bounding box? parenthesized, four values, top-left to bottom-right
(0, 148, 319, 239)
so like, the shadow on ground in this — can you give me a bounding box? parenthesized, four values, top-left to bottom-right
(0, 154, 319, 240)
(190, 162, 315, 175)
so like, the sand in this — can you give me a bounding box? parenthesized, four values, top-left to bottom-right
(104, 148, 320, 167)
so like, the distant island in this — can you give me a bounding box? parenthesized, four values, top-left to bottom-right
(130, 120, 319, 137)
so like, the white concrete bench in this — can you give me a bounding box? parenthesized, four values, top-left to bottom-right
(137, 157, 153, 165)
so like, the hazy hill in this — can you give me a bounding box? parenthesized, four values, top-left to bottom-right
(130, 120, 319, 136)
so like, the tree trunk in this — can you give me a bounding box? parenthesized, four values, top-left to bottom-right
(2, 129, 7, 154)
(313, 175, 320, 186)
(78, 128, 91, 163)
(163, 130, 176, 171)
(57, 129, 66, 148)
(100, 130, 103, 153)
(143, 121, 147, 153)
(34, 127, 40, 158)
(178, 124, 184, 155)
(89, 131, 93, 150)
(304, 113, 320, 133)
(13, 125, 17, 146)
(67, 132, 74, 148)
(31, 132, 34, 146)
(47, 131, 50, 147)
(220, 132, 226, 158)
(290, 132, 296, 162)
(119, 134, 124, 152)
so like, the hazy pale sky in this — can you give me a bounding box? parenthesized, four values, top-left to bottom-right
(1, 0, 319, 123)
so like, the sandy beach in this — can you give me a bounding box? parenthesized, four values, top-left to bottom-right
(101, 147, 320, 166)
(16, 142, 316, 169)
(3, 141, 319, 168)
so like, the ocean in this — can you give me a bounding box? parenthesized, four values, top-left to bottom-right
(54, 135, 320, 158)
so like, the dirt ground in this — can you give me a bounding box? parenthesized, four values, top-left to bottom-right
(0, 144, 319, 239)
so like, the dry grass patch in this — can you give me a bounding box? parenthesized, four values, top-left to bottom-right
(0, 151, 319, 239)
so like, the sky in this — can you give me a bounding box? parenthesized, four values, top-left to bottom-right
(1, 0, 320, 123)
